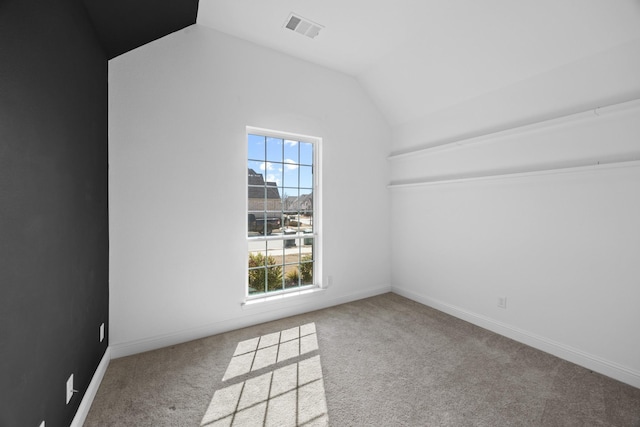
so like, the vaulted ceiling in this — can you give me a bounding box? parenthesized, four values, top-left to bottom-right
(87, 0, 640, 125)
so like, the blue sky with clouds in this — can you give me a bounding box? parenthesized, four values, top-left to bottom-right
(248, 134, 313, 196)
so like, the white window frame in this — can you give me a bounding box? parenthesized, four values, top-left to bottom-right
(245, 126, 322, 302)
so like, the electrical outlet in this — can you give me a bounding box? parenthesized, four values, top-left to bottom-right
(100, 323, 105, 342)
(497, 296, 507, 309)
(66, 374, 74, 404)
(327, 276, 333, 287)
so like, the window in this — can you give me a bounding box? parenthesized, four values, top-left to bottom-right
(247, 128, 319, 298)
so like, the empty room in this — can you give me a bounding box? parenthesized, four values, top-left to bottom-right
(2, 1, 640, 426)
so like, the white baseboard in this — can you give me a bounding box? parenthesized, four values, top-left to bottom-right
(71, 347, 112, 427)
(110, 285, 392, 359)
(391, 286, 640, 389)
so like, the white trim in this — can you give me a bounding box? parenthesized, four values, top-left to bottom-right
(246, 126, 321, 145)
(70, 347, 111, 427)
(247, 231, 317, 243)
(244, 285, 323, 306)
(110, 285, 391, 358)
(391, 286, 640, 389)
(388, 97, 640, 160)
(387, 159, 640, 189)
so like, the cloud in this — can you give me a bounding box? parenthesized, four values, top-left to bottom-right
(259, 162, 274, 171)
(266, 174, 281, 186)
(284, 159, 299, 170)
(285, 140, 298, 147)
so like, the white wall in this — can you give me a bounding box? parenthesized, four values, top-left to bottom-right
(109, 21, 640, 389)
(390, 39, 640, 388)
(109, 25, 391, 357)
(391, 38, 640, 153)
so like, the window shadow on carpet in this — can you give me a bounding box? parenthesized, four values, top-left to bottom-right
(200, 323, 328, 426)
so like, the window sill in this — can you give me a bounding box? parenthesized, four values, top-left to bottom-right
(242, 286, 325, 309)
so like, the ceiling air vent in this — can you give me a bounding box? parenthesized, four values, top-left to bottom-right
(284, 13, 323, 39)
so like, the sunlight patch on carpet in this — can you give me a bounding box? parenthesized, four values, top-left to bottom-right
(200, 323, 328, 426)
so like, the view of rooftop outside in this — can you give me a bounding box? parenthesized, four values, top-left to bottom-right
(247, 132, 316, 296)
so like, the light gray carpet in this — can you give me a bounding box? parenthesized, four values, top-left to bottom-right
(85, 293, 640, 426)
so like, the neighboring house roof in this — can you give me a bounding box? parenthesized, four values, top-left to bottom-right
(284, 192, 313, 211)
(248, 169, 281, 199)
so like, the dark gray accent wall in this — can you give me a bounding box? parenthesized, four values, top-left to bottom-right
(0, 1, 109, 426)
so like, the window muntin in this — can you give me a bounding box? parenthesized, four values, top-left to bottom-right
(247, 130, 317, 297)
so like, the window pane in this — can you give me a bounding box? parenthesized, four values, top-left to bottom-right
(300, 142, 313, 165)
(283, 246, 301, 289)
(248, 243, 268, 294)
(248, 240, 266, 257)
(266, 266, 283, 292)
(248, 160, 264, 174)
(299, 165, 313, 190)
(248, 245, 266, 265)
(260, 163, 279, 187)
(284, 213, 311, 233)
(303, 214, 312, 231)
(282, 188, 298, 214)
(266, 239, 283, 260)
(298, 192, 313, 231)
(248, 134, 266, 161)
(303, 235, 313, 249)
(248, 185, 265, 205)
(248, 267, 266, 294)
(266, 137, 283, 163)
(283, 167, 299, 189)
(248, 211, 267, 237)
(284, 140, 299, 164)
(300, 240, 313, 283)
